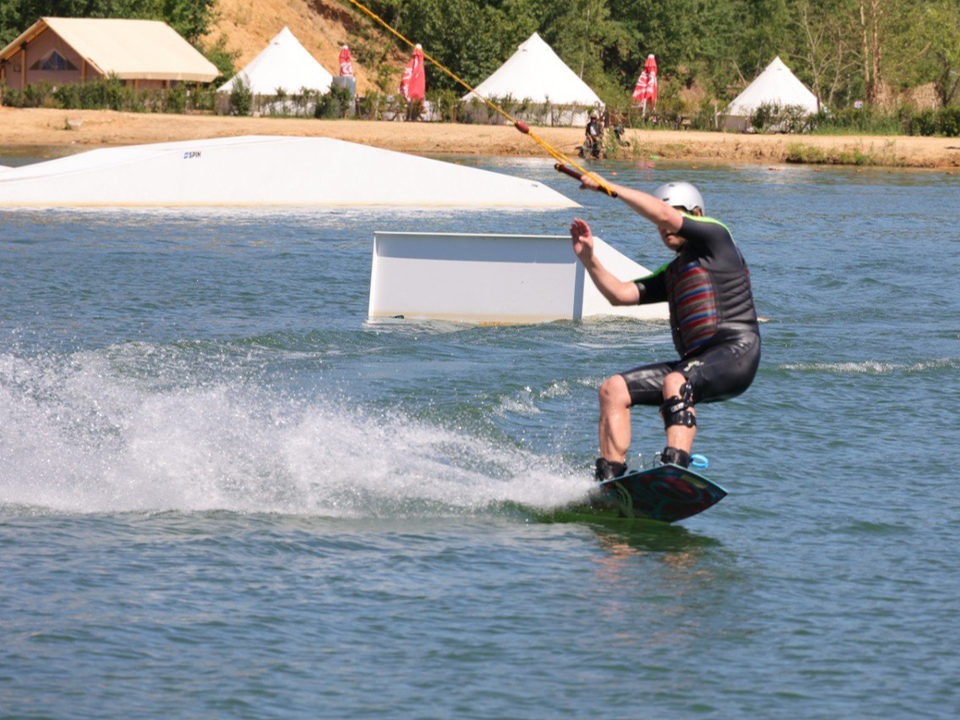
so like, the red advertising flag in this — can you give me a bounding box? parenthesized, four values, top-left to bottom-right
(399, 44, 425, 101)
(632, 54, 658, 107)
(339, 46, 355, 77)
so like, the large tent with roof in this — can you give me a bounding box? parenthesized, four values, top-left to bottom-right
(462, 33, 603, 126)
(724, 56, 821, 131)
(0, 17, 219, 93)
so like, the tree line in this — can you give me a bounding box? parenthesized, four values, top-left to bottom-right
(0, 1, 215, 46)
(357, 0, 960, 109)
(2, 0, 958, 111)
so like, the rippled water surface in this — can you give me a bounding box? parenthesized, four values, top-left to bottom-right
(2, 157, 959, 717)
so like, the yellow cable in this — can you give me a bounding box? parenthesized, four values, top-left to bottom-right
(342, 0, 617, 198)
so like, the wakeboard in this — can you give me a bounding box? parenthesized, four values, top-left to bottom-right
(591, 463, 728, 523)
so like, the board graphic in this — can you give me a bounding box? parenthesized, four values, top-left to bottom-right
(593, 463, 728, 523)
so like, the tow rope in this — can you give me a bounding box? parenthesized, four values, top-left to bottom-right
(341, 0, 618, 198)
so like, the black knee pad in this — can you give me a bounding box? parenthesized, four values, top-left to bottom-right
(660, 382, 696, 430)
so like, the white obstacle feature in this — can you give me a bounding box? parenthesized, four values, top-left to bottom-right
(0, 135, 577, 208)
(368, 231, 668, 323)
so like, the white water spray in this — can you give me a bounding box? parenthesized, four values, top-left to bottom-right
(0, 349, 592, 515)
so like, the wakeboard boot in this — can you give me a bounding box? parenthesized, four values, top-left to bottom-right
(660, 446, 692, 468)
(594, 457, 628, 482)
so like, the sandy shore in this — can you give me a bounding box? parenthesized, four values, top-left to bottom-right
(2, 107, 959, 169)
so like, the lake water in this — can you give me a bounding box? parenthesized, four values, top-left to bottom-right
(1, 156, 958, 717)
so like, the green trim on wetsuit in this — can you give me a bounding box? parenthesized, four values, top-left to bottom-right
(635, 261, 670, 285)
(631, 214, 732, 287)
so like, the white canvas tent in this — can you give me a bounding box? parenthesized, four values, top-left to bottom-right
(0, 17, 219, 88)
(219, 27, 332, 97)
(724, 56, 820, 131)
(462, 33, 603, 126)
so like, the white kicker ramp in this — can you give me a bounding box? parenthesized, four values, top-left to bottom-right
(368, 231, 668, 323)
(0, 135, 577, 208)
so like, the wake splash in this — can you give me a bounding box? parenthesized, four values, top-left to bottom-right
(0, 350, 592, 516)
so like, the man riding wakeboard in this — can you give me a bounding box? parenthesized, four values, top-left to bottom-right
(569, 177, 761, 480)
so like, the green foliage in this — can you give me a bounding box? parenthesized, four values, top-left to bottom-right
(23, 79, 56, 107)
(357, 91, 387, 120)
(355, 0, 960, 121)
(229, 76, 252, 116)
(427, 87, 463, 122)
(0, 73, 203, 112)
(808, 107, 906, 136)
(939, 107, 960, 137)
(916, 0, 960, 105)
(315, 84, 354, 119)
(164, 82, 187, 113)
(906, 106, 960, 137)
(156, 0, 217, 45)
(202, 35, 239, 88)
(5, 0, 959, 125)
(750, 102, 812, 133)
(0, 0, 218, 47)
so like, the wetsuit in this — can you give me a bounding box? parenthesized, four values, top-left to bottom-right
(620, 214, 761, 406)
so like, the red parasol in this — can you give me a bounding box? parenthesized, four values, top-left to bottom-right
(399, 44, 425, 101)
(339, 46, 355, 77)
(632, 54, 658, 116)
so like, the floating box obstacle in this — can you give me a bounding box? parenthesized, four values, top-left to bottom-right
(368, 231, 668, 323)
(0, 135, 577, 208)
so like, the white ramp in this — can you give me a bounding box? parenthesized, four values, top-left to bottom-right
(0, 135, 577, 208)
(368, 231, 668, 323)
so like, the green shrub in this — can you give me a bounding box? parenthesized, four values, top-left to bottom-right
(939, 107, 960, 137)
(229, 76, 252, 116)
(907, 106, 960, 137)
(53, 83, 81, 109)
(808, 106, 904, 135)
(320, 84, 354, 119)
(23, 80, 55, 108)
(358, 91, 384, 120)
(910, 109, 940, 136)
(164, 84, 187, 114)
(428, 88, 462, 122)
(749, 102, 813, 133)
(204, 36, 239, 89)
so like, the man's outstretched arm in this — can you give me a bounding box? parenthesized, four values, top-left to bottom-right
(579, 174, 684, 233)
(569, 218, 640, 306)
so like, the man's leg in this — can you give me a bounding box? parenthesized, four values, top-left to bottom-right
(598, 374, 632, 464)
(660, 371, 696, 467)
(598, 361, 678, 477)
(662, 371, 697, 451)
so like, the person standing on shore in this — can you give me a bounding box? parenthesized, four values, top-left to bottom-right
(583, 114, 602, 158)
(569, 177, 761, 480)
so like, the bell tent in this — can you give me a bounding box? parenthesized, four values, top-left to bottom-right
(219, 27, 333, 98)
(724, 56, 820, 131)
(462, 33, 603, 126)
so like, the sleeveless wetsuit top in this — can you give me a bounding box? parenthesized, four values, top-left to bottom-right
(634, 215, 758, 358)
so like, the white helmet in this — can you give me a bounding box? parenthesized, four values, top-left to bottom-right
(652, 181, 704, 214)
